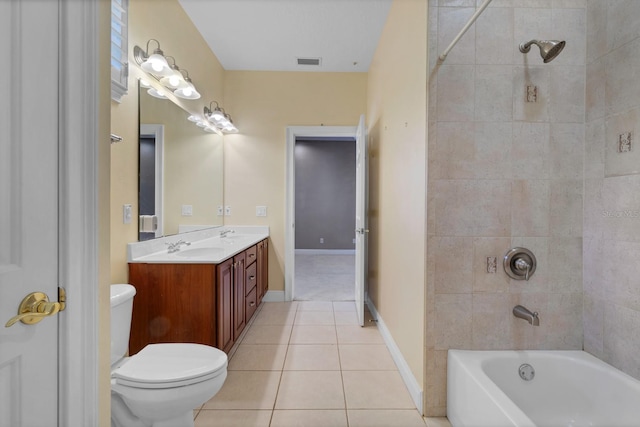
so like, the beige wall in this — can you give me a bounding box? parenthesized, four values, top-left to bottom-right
(366, 0, 427, 403)
(223, 71, 368, 290)
(110, 0, 225, 282)
(426, 2, 586, 416)
(583, 1, 640, 380)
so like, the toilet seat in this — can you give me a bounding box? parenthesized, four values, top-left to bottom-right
(112, 343, 227, 389)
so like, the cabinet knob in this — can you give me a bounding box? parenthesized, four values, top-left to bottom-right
(249, 275, 255, 280)
(249, 301, 255, 307)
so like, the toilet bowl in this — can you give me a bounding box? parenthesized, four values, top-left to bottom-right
(110, 284, 227, 427)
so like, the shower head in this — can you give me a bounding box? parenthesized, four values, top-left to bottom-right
(519, 40, 566, 63)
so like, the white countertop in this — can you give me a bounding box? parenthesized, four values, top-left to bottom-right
(127, 226, 269, 264)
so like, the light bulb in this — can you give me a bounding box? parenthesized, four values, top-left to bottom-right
(182, 87, 193, 97)
(168, 75, 180, 87)
(151, 61, 163, 72)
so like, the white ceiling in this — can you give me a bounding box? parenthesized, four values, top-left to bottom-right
(177, 0, 393, 73)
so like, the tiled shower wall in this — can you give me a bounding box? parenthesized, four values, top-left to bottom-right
(426, 0, 586, 416)
(583, 1, 640, 380)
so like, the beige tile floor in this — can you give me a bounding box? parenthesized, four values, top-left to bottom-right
(194, 301, 450, 427)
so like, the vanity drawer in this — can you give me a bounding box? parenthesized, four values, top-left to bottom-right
(245, 245, 258, 265)
(245, 285, 257, 322)
(245, 262, 257, 295)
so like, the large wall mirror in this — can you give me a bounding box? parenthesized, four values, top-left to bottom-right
(138, 81, 224, 241)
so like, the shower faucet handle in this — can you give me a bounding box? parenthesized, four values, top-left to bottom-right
(504, 247, 537, 281)
(514, 258, 531, 281)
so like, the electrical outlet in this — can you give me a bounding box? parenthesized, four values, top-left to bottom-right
(320, 237, 324, 244)
(352, 238, 356, 244)
(225, 206, 232, 216)
(181, 205, 193, 216)
(217, 206, 224, 216)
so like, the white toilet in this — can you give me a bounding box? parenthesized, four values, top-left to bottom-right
(110, 284, 228, 427)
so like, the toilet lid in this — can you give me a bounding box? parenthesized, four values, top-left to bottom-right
(113, 343, 227, 389)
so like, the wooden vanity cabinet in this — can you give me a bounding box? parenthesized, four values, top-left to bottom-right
(128, 238, 269, 355)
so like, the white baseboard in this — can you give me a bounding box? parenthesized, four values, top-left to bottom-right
(367, 297, 424, 415)
(262, 290, 285, 302)
(295, 249, 356, 255)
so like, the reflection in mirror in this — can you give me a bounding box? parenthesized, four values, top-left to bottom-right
(138, 81, 224, 241)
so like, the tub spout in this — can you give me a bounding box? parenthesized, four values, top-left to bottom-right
(513, 305, 539, 326)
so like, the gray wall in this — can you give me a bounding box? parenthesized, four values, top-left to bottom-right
(295, 139, 356, 250)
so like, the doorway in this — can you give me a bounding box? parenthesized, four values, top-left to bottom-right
(294, 137, 356, 301)
(285, 126, 357, 302)
(139, 124, 164, 240)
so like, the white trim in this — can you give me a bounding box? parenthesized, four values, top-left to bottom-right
(262, 290, 285, 302)
(367, 297, 424, 415)
(295, 249, 355, 255)
(285, 126, 357, 302)
(57, 0, 100, 425)
(140, 124, 164, 238)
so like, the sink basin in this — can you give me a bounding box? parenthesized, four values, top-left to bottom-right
(174, 247, 224, 258)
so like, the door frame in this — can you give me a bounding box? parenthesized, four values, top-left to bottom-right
(285, 126, 356, 302)
(57, 0, 101, 424)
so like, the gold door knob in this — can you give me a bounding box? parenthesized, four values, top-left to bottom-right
(5, 290, 65, 328)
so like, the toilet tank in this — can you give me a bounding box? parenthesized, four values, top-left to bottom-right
(110, 284, 136, 366)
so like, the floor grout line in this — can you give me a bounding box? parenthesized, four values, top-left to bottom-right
(196, 300, 427, 426)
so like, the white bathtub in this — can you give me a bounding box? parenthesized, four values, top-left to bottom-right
(447, 350, 640, 427)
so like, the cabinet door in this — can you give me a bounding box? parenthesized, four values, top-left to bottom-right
(129, 263, 216, 354)
(258, 239, 269, 303)
(217, 258, 234, 353)
(233, 251, 246, 341)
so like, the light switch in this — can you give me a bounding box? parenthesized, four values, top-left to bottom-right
(225, 206, 232, 216)
(181, 205, 193, 216)
(123, 204, 132, 224)
(217, 206, 224, 216)
(256, 206, 267, 217)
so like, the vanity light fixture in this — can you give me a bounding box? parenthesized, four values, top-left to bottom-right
(204, 101, 225, 122)
(158, 57, 188, 90)
(221, 113, 238, 133)
(173, 72, 201, 100)
(134, 39, 172, 77)
(203, 101, 238, 133)
(134, 40, 201, 100)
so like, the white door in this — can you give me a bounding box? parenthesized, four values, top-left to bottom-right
(354, 115, 368, 326)
(0, 1, 61, 426)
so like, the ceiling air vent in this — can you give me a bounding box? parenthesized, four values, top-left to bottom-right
(297, 57, 321, 66)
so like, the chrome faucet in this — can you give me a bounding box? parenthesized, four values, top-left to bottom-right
(166, 239, 190, 253)
(513, 305, 540, 326)
(220, 229, 235, 238)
